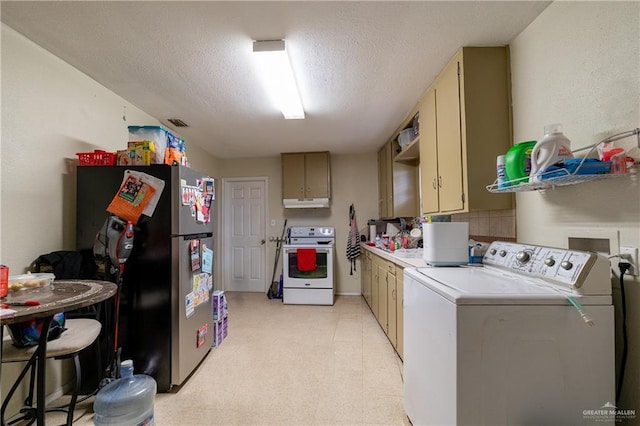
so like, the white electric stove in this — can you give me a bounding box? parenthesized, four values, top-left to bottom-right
(282, 226, 335, 305)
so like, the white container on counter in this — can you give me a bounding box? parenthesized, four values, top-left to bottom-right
(423, 222, 469, 266)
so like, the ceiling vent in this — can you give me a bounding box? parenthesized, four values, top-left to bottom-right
(166, 118, 189, 127)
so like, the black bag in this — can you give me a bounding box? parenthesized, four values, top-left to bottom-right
(33, 250, 93, 279)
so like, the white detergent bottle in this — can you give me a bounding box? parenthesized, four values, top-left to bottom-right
(529, 123, 573, 182)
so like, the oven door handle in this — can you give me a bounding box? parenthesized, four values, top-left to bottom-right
(285, 248, 332, 254)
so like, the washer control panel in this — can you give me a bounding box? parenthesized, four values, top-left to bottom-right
(483, 241, 597, 289)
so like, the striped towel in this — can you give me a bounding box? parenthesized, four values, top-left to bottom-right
(346, 204, 361, 275)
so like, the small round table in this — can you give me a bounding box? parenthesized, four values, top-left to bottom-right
(1, 280, 117, 425)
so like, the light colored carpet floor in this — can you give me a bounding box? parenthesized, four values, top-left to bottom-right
(43, 292, 408, 425)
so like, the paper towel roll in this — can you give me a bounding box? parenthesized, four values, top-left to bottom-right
(369, 225, 377, 241)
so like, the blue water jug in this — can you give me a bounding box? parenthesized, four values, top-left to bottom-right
(93, 360, 157, 425)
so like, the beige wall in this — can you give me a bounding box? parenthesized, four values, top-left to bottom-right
(0, 24, 220, 416)
(510, 2, 640, 414)
(219, 153, 379, 295)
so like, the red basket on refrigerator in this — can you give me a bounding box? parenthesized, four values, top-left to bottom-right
(76, 150, 116, 166)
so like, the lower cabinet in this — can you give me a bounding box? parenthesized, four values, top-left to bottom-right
(396, 269, 404, 360)
(362, 251, 372, 307)
(371, 257, 379, 319)
(387, 270, 397, 348)
(377, 259, 389, 335)
(361, 249, 404, 360)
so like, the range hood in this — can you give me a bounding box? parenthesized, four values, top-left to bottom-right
(283, 198, 330, 209)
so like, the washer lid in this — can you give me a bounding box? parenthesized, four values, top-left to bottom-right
(407, 266, 610, 305)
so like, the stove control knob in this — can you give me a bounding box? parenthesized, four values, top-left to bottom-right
(544, 257, 556, 267)
(499, 250, 507, 257)
(490, 249, 497, 255)
(561, 260, 573, 270)
(516, 251, 531, 263)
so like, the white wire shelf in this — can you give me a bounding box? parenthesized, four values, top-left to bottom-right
(486, 128, 640, 193)
(486, 170, 635, 193)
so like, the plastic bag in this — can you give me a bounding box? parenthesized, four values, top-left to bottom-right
(7, 312, 66, 347)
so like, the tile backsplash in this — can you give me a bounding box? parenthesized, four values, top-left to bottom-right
(451, 209, 516, 242)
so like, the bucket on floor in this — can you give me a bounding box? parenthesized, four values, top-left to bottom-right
(93, 360, 157, 425)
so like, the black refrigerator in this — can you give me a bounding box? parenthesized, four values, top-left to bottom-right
(76, 164, 214, 392)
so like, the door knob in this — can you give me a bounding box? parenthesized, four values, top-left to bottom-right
(261, 239, 266, 245)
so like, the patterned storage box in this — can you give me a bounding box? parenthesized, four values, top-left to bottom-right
(212, 290, 227, 321)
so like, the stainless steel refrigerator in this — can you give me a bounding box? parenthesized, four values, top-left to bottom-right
(76, 164, 214, 392)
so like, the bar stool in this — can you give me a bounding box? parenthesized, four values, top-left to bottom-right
(1, 318, 102, 426)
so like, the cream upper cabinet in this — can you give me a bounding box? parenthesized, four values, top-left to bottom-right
(378, 140, 419, 218)
(282, 153, 306, 198)
(435, 57, 465, 212)
(282, 152, 330, 200)
(420, 46, 513, 214)
(377, 143, 393, 218)
(304, 152, 330, 198)
(419, 89, 439, 214)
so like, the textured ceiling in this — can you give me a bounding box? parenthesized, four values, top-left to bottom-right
(1, 1, 550, 159)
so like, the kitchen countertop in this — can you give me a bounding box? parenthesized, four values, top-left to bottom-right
(360, 243, 428, 268)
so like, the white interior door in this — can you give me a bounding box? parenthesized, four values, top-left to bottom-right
(223, 178, 267, 292)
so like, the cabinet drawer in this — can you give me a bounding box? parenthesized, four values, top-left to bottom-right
(383, 260, 396, 275)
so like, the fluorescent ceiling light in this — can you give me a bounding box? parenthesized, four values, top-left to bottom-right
(253, 40, 305, 120)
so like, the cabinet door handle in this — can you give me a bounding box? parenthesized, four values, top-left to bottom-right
(438, 176, 443, 188)
(432, 178, 437, 189)
(392, 288, 396, 300)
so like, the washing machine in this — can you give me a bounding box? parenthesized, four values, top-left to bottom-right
(403, 241, 615, 426)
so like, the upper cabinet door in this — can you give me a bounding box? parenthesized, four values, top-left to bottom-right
(377, 146, 388, 217)
(378, 143, 395, 218)
(304, 152, 330, 198)
(281, 152, 331, 201)
(282, 153, 306, 199)
(435, 56, 464, 212)
(419, 89, 439, 215)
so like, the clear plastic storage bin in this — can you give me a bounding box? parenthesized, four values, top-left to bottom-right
(398, 128, 415, 150)
(128, 126, 176, 164)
